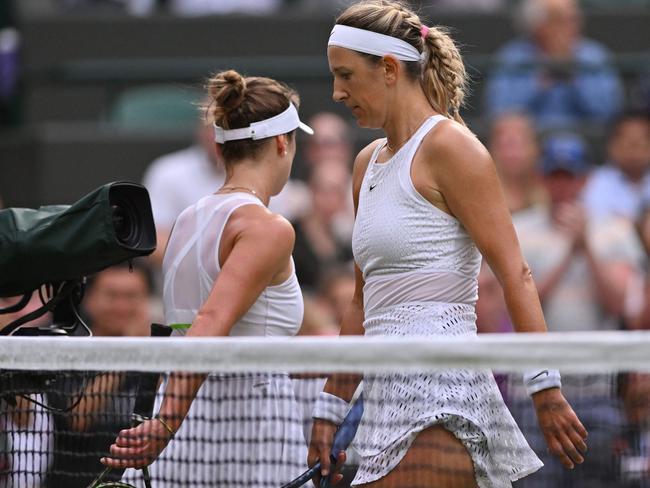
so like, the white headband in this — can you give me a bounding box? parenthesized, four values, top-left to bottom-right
(214, 103, 314, 144)
(328, 24, 422, 62)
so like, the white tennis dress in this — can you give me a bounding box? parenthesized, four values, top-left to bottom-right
(351, 116, 543, 487)
(124, 192, 307, 488)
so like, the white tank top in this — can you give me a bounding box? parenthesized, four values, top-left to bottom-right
(162, 192, 304, 337)
(352, 115, 482, 314)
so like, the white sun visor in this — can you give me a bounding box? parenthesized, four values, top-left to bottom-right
(214, 103, 314, 144)
(328, 24, 422, 62)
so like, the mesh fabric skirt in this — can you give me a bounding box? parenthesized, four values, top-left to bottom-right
(353, 302, 543, 487)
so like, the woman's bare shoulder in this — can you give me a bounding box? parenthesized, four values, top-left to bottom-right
(421, 119, 493, 178)
(227, 203, 295, 251)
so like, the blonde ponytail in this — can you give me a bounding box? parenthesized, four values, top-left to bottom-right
(421, 26, 467, 125)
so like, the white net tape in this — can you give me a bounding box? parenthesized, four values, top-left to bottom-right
(2, 330, 650, 373)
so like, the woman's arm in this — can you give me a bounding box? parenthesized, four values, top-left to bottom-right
(102, 208, 295, 469)
(423, 121, 588, 469)
(423, 122, 544, 332)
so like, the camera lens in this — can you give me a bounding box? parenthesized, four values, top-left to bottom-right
(111, 202, 138, 247)
(111, 198, 141, 248)
(108, 183, 156, 253)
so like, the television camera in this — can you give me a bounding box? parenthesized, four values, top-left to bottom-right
(0, 182, 157, 399)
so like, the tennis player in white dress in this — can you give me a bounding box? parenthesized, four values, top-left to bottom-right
(102, 70, 314, 487)
(309, 2, 588, 488)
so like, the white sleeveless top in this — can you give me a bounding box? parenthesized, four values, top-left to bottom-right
(162, 192, 304, 337)
(352, 115, 482, 315)
(350, 116, 543, 488)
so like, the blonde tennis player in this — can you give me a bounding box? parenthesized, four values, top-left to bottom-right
(308, 2, 588, 487)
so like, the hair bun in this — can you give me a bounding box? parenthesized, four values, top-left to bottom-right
(208, 70, 247, 123)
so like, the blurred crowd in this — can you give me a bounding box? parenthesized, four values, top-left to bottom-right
(1, 0, 650, 486)
(10, 0, 650, 16)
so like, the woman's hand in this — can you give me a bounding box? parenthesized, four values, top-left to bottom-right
(532, 387, 588, 469)
(308, 419, 346, 487)
(100, 419, 173, 469)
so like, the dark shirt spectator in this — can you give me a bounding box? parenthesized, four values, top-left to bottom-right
(46, 372, 141, 487)
(293, 159, 354, 290)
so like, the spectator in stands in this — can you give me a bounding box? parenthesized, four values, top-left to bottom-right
(82, 262, 153, 338)
(623, 202, 650, 330)
(142, 111, 224, 267)
(512, 132, 641, 487)
(45, 262, 153, 488)
(430, 0, 505, 11)
(485, 0, 623, 129)
(516, 132, 642, 331)
(583, 112, 650, 222)
(615, 372, 650, 488)
(488, 112, 548, 216)
(293, 158, 354, 290)
(143, 103, 309, 268)
(316, 265, 355, 326)
(294, 111, 354, 181)
(168, 0, 281, 16)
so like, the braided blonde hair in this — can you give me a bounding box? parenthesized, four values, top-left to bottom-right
(335, 0, 467, 125)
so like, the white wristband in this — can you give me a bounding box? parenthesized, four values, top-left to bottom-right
(523, 369, 562, 396)
(312, 392, 349, 426)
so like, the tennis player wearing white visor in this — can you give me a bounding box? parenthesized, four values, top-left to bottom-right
(102, 70, 314, 488)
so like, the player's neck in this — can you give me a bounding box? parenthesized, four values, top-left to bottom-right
(221, 165, 274, 206)
(383, 89, 437, 153)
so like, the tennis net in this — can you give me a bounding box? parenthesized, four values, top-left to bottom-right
(1, 332, 650, 488)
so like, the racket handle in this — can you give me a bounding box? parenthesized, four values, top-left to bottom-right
(318, 453, 340, 488)
(86, 466, 112, 488)
(281, 462, 321, 488)
(142, 466, 152, 488)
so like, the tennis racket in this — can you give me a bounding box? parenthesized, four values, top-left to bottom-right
(282, 395, 364, 488)
(86, 466, 151, 488)
(86, 438, 153, 488)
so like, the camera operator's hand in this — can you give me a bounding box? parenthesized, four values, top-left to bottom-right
(100, 418, 173, 469)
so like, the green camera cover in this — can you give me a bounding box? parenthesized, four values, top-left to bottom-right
(0, 182, 156, 297)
